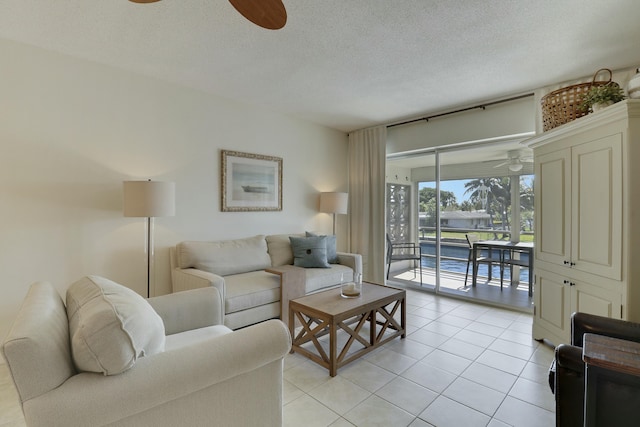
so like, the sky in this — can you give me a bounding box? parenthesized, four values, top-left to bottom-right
(440, 180, 469, 202)
(418, 176, 534, 205)
(419, 180, 471, 204)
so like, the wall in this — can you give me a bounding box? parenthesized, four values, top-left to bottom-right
(386, 96, 536, 156)
(386, 66, 638, 156)
(0, 38, 348, 349)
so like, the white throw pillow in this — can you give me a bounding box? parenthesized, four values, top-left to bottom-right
(266, 233, 303, 266)
(176, 235, 272, 276)
(66, 276, 165, 376)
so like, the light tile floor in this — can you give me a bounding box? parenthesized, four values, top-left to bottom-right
(0, 288, 555, 427)
(283, 288, 555, 427)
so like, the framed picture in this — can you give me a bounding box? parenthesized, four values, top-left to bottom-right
(221, 150, 283, 212)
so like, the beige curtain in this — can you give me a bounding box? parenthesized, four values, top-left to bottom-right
(348, 126, 386, 284)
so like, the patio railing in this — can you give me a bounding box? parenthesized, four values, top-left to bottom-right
(415, 227, 533, 280)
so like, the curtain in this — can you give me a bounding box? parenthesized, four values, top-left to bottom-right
(348, 126, 386, 284)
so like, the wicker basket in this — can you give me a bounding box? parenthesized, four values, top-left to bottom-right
(541, 68, 613, 131)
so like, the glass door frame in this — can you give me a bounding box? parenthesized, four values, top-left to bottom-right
(388, 139, 533, 301)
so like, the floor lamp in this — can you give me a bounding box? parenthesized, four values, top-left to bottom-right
(319, 192, 348, 235)
(123, 180, 175, 298)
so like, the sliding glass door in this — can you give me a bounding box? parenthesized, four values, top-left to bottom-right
(387, 142, 534, 309)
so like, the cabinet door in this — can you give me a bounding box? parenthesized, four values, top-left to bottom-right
(572, 280, 622, 320)
(535, 148, 571, 266)
(533, 268, 571, 343)
(571, 134, 622, 280)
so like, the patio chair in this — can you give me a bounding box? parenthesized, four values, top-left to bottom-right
(386, 233, 422, 285)
(464, 233, 503, 287)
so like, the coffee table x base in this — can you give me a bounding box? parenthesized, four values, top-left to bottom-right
(289, 283, 406, 377)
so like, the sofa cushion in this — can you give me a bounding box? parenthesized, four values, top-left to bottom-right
(177, 235, 271, 276)
(266, 233, 303, 267)
(305, 264, 353, 294)
(290, 236, 331, 268)
(306, 231, 338, 263)
(66, 276, 165, 376)
(223, 271, 280, 314)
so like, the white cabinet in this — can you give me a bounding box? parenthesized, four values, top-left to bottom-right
(528, 100, 640, 345)
(535, 135, 622, 279)
(534, 267, 621, 343)
(535, 148, 571, 268)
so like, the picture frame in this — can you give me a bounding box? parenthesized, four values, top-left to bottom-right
(221, 150, 283, 212)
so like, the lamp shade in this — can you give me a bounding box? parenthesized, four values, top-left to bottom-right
(319, 192, 348, 215)
(123, 180, 175, 217)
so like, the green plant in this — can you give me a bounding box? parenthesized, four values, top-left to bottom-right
(579, 83, 626, 112)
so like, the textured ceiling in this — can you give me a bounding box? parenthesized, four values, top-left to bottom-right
(2, 0, 640, 132)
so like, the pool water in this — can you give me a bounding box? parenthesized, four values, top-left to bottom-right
(419, 241, 530, 282)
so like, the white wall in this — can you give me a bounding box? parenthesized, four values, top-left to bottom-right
(386, 96, 536, 156)
(0, 38, 348, 346)
(386, 67, 639, 156)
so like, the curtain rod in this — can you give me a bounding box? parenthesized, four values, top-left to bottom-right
(387, 93, 535, 129)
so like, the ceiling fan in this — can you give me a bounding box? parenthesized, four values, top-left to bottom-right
(128, 0, 287, 30)
(493, 149, 533, 172)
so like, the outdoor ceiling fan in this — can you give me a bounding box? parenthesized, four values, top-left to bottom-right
(128, 0, 287, 30)
(493, 150, 533, 172)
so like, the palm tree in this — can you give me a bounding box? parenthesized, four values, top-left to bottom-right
(464, 178, 511, 238)
(520, 177, 535, 232)
(520, 177, 534, 211)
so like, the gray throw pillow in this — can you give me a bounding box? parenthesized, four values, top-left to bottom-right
(290, 236, 330, 268)
(306, 231, 338, 263)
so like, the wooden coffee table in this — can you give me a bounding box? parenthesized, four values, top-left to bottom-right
(289, 282, 406, 376)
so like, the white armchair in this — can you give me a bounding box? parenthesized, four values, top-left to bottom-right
(2, 280, 291, 427)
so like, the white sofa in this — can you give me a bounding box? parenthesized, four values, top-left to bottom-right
(170, 234, 363, 329)
(2, 277, 291, 427)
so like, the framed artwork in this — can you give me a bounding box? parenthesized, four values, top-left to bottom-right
(221, 150, 283, 212)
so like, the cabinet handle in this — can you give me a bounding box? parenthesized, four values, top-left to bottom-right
(563, 280, 569, 284)
(563, 260, 576, 267)
(564, 260, 570, 265)
(563, 280, 576, 286)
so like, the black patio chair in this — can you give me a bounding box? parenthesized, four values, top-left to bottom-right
(464, 233, 503, 287)
(386, 233, 422, 286)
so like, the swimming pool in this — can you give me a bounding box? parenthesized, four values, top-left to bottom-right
(419, 241, 530, 282)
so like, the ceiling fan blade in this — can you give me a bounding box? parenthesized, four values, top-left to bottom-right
(493, 160, 509, 168)
(229, 0, 287, 30)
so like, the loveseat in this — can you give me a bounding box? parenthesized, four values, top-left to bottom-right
(2, 276, 291, 427)
(170, 233, 362, 329)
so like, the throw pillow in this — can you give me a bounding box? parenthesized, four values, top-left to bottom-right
(266, 233, 303, 266)
(176, 235, 271, 276)
(66, 276, 165, 376)
(289, 236, 330, 268)
(306, 231, 338, 263)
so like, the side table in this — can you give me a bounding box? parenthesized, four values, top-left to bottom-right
(266, 265, 306, 327)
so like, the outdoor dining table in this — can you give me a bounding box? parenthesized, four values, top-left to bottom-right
(471, 240, 534, 296)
